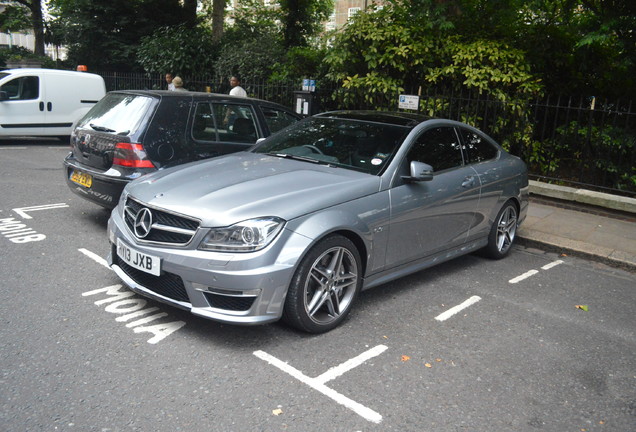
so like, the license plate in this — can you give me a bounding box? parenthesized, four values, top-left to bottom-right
(117, 238, 161, 276)
(70, 170, 93, 188)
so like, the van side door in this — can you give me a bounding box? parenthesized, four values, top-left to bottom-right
(0, 74, 45, 136)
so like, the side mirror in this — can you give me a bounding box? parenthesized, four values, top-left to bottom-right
(0, 91, 8, 101)
(402, 161, 434, 182)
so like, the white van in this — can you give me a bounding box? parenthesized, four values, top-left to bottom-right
(0, 68, 106, 138)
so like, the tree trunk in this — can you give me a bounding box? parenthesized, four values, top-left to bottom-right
(183, 0, 198, 23)
(14, 0, 45, 56)
(212, 0, 225, 42)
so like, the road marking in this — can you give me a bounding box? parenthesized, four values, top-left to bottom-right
(435, 296, 482, 322)
(13, 203, 69, 219)
(509, 270, 539, 284)
(79, 249, 186, 344)
(509, 259, 565, 284)
(254, 346, 386, 423)
(315, 345, 388, 384)
(542, 260, 564, 270)
(79, 248, 109, 268)
(0, 147, 27, 150)
(0, 217, 46, 243)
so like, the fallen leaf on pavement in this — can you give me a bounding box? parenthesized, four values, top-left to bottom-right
(272, 408, 283, 416)
(575, 305, 589, 311)
(425, 363, 432, 368)
(401, 355, 410, 362)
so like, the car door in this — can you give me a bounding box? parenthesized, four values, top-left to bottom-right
(0, 74, 45, 136)
(385, 125, 482, 268)
(458, 126, 502, 239)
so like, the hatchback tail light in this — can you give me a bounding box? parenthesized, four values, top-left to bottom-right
(112, 143, 155, 168)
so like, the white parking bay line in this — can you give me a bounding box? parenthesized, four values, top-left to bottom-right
(542, 259, 564, 270)
(315, 345, 388, 384)
(254, 349, 384, 423)
(79, 248, 109, 269)
(435, 295, 482, 322)
(509, 269, 539, 284)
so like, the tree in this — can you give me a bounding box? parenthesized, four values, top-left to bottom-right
(7, 0, 45, 56)
(278, 0, 333, 48)
(0, 4, 31, 48)
(137, 24, 218, 78)
(47, 0, 196, 71)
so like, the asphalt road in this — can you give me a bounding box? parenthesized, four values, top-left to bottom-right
(1, 140, 635, 432)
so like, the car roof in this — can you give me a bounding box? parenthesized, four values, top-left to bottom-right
(316, 110, 432, 127)
(108, 89, 287, 107)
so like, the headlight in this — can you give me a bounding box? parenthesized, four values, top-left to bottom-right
(198, 217, 285, 252)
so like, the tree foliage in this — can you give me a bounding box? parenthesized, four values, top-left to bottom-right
(47, 0, 197, 71)
(326, 2, 543, 110)
(0, 4, 31, 34)
(137, 24, 218, 78)
(7, 0, 45, 56)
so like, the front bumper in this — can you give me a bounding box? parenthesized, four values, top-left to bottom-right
(107, 207, 311, 326)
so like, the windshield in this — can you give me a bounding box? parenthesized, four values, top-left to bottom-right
(253, 117, 411, 175)
(77, 93, 156, 135)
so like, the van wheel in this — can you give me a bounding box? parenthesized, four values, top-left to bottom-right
(484, 201, 518, 259)
(283, 235, 361, 333)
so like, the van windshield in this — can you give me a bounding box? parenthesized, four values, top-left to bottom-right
(77, 93, 155, 135)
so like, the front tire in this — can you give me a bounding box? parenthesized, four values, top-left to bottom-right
(283, 235, 362, 333)
(484, 201, 518, 259)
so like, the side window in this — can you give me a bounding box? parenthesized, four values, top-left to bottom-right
(460, 128, 498, 163)
(212, 103, 258, 143)
(0, 76, 39, 100)
(407, 126, 463, 172)
(261, 106, 299, 134)
(192, 102, 217, 141)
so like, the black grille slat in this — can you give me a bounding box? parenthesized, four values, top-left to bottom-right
(124, 197, 200, 245)
(113, 251, 190, 303)
(202, 292, 256, 311)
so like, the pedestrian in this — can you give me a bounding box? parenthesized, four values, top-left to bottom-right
(165, 73, 175, 91)
(173, 76, 187, 91)
(229, 76, 247, 97)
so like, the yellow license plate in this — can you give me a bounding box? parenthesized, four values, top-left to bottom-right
(71, 170, 93, 188)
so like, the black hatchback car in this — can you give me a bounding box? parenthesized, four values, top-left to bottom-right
(63, 90, 301, 208)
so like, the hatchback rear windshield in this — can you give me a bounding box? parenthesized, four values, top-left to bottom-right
(77, 93, 156, 135)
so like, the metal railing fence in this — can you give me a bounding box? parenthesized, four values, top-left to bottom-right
(95, 71, 635, 197)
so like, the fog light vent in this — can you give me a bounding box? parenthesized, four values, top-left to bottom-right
(202, 292, 256, 311)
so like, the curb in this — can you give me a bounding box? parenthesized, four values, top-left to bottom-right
(529, 180, 636, 214)
(516, 228, 636, 272)
(520, 180, 636, 272)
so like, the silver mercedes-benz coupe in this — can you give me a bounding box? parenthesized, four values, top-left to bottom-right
(107, 111, 528, 333)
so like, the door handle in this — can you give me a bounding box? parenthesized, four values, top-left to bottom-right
(39, 102, 44, 111)
(47, 102, 52, 111)
(462, 176, 475, 188)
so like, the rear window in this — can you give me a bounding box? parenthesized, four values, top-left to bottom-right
(77, 93, 155, 135)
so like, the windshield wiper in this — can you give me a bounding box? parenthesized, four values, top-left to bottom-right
(267, 152, 321, 164)
(89, 123, 116, 133)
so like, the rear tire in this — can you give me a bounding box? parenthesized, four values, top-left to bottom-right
(283, 235, 361, 333)
(484, 201, 518, 259)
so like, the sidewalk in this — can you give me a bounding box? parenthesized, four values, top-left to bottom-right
(517, 182, 636, 271)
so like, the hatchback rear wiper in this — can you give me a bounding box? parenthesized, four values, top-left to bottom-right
(89, 123, 116, 133)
